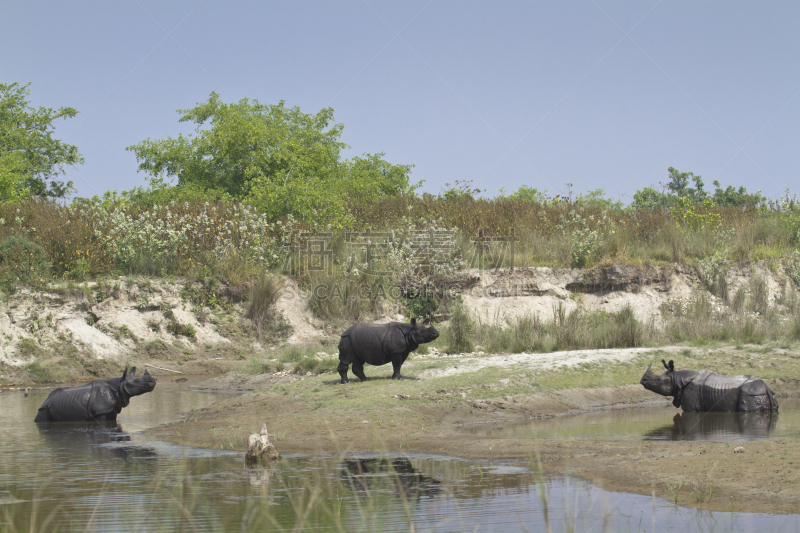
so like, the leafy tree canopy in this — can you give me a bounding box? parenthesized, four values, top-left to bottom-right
(711, 180, 764, 207)
(632, 167, 763, 210)
(0, 82, 84, 201)
(575, 188, 624, 210)
(127, 92, 414, 225)
(442, 179, 482, 200)
(497, 184, 548, 203)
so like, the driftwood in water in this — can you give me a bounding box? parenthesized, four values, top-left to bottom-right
(245, 424, 280, 463)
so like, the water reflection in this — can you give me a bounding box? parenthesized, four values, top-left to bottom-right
(342, 457, 442, 499)
(462, 400, 800, 442)
(645, 411, 779, 442)
(35, 422, 158, 461)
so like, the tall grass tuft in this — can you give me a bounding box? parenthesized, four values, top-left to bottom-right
(749, 275, 769, 316)
(480, 304, 644, 354)
(245, 272, 286, 339)
(446, 300, 474, 353)
(305, 270, 389, 324)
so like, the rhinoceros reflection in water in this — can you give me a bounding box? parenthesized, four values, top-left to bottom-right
(36, 422, 157, 461)
(342, 458, 441, 499)
(645, 411, 778, 442)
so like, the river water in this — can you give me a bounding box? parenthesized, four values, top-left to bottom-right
(1, 381, 799, 532)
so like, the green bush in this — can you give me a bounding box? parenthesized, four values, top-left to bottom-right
(0, 235, 51, 291)
(166, 320, 196, 339)
(404, 293, 438, 320)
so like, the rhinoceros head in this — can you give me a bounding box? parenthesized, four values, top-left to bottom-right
(121, 367, 157, 397)
(640, 359, 674, 397)
(410, 316, 439, 345)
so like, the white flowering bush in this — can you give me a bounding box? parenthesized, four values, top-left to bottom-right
(554, 208, 617, 267)
(79, 201, 297, 275)
(377, 215, 465, 289)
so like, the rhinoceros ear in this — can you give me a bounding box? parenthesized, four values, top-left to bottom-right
(121, 367, 128, 380)
(410, 317, 416, 326)
(668, 360, 674, 371)
(662, 359, 669, 370)
(129, 366, 137, 376)
(423, 315, 431, 326)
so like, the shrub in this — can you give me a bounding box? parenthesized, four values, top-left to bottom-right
(0, 235, 51, 290)
(404, 293, 437, 320)
(166, 320, 196, 339)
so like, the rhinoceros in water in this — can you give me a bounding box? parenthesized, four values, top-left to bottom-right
(337, 317, 439, 383)
(640, 359, 777, 412)
(34, 367, 156, 422)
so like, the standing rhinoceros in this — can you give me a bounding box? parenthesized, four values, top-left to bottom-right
(34, 367, 157, 422)
(337, 317, 439, 383)
(640, 359, 778, 412)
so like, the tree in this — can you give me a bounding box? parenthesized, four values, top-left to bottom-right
(0, 82, 84, 200)
(711, 180, 763, 207)
(497, 185, 549, 203)
(340, 152, 416, 199)
(575, 188, 624, 210)
(631, 186, 670, 211)
(665, 167, 707, 202)
(127, 93, 413, 224)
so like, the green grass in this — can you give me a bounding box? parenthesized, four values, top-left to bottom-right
(241, 344, 340, 375)
(254, 341, 799, 419)
(24, 361, 67, 383)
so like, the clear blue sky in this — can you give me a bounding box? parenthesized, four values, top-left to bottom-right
(3, 1, 798, 202)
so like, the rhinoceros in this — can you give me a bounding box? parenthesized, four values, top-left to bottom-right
(34, 367, 157, 422)
(337, 317, 439, 383)
(640, 359, 778, 412)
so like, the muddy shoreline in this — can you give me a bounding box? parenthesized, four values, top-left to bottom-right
(143, 367, 800, 516)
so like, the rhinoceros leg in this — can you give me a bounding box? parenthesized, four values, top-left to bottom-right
(337, 362, 350, 384)
(391, 357, 404, 380)
(352, 359, 368, 382)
